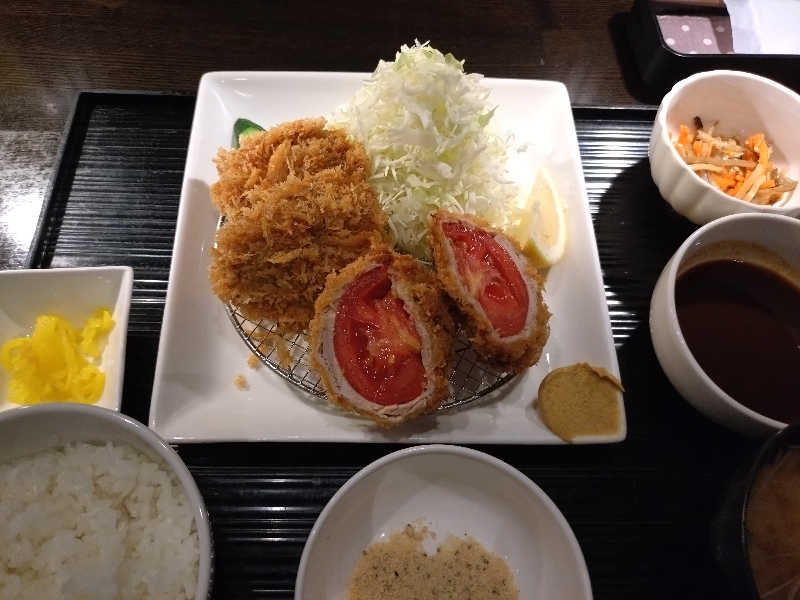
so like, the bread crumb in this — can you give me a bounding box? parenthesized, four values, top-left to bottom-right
(536, 362, 624, 442)
(252, 331, 292, 368)
(347, 524, 518, 599)
(234, 374, 248, 390)
(273, 337, 291, 368)
(208, 118, 386, 333)
(247, 354, 260, 369)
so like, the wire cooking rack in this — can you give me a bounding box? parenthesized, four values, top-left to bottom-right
(225, 302, 515, 410)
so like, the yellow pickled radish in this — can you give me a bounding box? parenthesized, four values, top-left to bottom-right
(0, 308, 114, 405)
(81, 307, 115, 359)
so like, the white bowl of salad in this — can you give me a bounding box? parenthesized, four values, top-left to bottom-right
(649, 70, 800, 225)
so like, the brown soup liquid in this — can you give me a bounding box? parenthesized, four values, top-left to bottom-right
(675, 257, 800, 423)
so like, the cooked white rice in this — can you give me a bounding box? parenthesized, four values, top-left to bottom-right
(0, 441, 199, 600)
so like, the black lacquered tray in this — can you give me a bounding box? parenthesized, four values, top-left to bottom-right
(29, 92, 759, 599)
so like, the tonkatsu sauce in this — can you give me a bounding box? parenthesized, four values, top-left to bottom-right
(675, 258, 800, 423)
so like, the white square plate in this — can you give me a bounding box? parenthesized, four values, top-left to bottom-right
(0, 266, 133, 412)
(149, 72, 624, 443)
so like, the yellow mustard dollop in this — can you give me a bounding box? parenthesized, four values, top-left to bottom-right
(0, 308, 114, 405)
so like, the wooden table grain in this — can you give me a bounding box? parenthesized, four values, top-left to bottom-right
(0, 0, 646, 269)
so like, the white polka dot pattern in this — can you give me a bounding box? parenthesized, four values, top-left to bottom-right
(656, 15, 733, 55)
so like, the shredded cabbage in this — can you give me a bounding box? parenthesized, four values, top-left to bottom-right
(331, 41, 518, 260)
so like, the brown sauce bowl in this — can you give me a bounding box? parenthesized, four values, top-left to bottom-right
(650, 212, 800, 436)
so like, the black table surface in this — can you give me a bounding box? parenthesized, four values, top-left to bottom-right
(23, 91, 761, 599)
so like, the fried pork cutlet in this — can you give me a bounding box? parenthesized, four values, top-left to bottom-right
(429, 211, 550, 372)
(211, 117, 371, 218)
(310, 250, 453, 427)
(208, 119, 387, 333)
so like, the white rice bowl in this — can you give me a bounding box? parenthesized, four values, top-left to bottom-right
(0, 441, 200, 600)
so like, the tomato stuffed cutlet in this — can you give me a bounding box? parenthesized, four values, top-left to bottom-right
(429, 211, 550, 372)
(208, 118, 387, 333)
(309, 250, 453, 427)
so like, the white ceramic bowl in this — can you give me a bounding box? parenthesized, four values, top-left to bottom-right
(649, 70, 800, 224)
(0, 266, 133, 412)
(295, 444, 591, 600)
(650, 213, 800, 436)
(0, 403, 212, 599)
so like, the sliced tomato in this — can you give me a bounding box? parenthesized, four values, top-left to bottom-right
(333, 263, 426, 406)
(441, 220, 529, 337)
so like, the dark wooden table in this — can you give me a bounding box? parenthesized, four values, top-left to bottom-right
(0, 0, 655, 269)
(0, 2, 764, 599)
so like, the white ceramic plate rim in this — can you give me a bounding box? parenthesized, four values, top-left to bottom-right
(294, 444, 593, 600)
(148, 71, 624, 444)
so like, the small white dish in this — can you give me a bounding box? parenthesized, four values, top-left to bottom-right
(0, 266, 133, 412)
(649, 212, 800, 436)
(0, 403, 212, 600)
(649, 70, 800, 225)
(294, 444, 592, 600)
(148, 71, 623, 444)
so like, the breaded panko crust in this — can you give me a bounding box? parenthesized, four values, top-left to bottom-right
(208, 118, 387, 332)
(309, 250, 454, 427)
(429, 211, 550, 372)
(211, 118, 371, 218)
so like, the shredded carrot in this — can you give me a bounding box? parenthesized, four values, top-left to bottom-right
(678, 125, 691, 147)
(711, 174, 735, 190)
(757, 139, 769, 167)
(746, 133, 764, 149)
(674, 121, 796, 205)
(691, 140, 711, 158)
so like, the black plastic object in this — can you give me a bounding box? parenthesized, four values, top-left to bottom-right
(30, 92, 764, 599)
(627, 0, 800, 95)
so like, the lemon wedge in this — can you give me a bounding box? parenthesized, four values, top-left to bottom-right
(510, 166, 567, 268)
